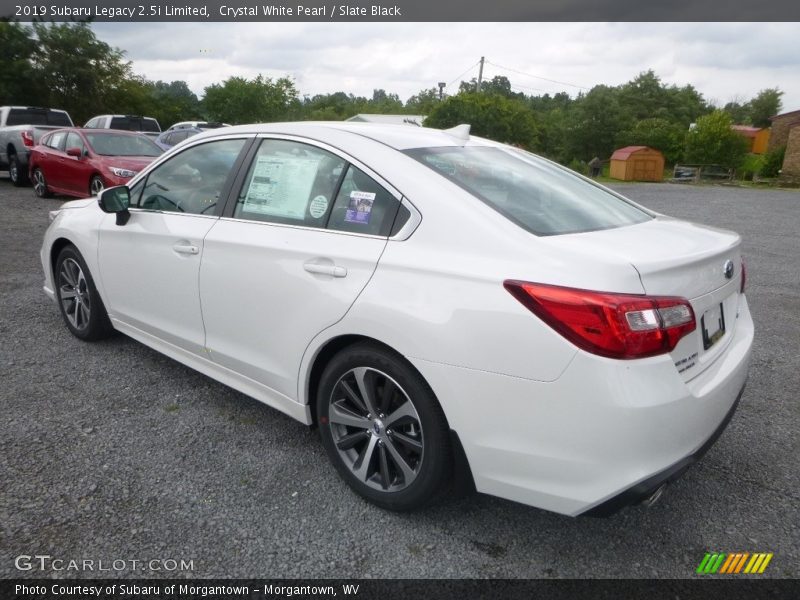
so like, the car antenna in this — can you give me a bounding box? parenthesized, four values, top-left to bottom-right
(444, 124, 471, 144)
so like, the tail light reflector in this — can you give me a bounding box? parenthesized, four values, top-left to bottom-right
(21, 130, 35, 147)
(504, 280, 696, 360)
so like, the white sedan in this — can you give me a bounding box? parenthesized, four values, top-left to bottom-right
(40, 122, 753, 515)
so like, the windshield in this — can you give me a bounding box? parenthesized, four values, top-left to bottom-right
(405, 146, 653, 236)
(109, 116, 161, 132)
(85, 133, 163, 157)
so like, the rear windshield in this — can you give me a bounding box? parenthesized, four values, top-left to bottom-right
(6, 108, 72, 127)
(85, 133, 163, 157)
(406, 146, 652, 236)
(109, 116, 161, 132)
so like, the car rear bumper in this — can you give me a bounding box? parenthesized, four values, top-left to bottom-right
(410, 296, 754, 516)
(582, 380, 745, 516)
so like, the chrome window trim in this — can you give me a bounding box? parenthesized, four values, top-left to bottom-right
(217, 216, 388, 240)
(392, 197, 422, 241)
(125, 208, 220, 220)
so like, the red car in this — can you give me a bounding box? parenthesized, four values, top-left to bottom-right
(29, 128, 162, 198)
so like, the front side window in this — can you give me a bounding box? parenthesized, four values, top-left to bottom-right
(137, 138, 246, 215)
(406, 146, 653, 236)
(234, 139, 346, 227)
(64, 132, 85, 155)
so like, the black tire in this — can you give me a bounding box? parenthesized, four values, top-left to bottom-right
(89, 175, 105, 197)
(9, 153, 29, 187)
(32, 167, 52, 198)
(317, 343, 452, 511)
(54, 245, 114, 341)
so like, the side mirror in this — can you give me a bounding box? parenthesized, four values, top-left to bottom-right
(98, 186, 131, 226)
(66, 147, 82, 158)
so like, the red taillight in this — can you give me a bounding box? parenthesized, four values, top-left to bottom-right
(740, 257, 746, 294)
(504, 280, 696, 360)
(21, 130, 34, 147)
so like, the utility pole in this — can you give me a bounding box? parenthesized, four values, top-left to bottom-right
(476, 56, 485, 92)
(438, 82, 446, 100)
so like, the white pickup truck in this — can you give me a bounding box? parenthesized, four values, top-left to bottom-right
(0, 106, 73, 186)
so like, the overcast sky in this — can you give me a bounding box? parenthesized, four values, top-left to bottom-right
(92, 22, 800, 113)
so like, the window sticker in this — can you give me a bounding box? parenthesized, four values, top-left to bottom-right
(242, 155, 319, 219)
(309, 195, 328, 219)
(344, 191, 376, 224)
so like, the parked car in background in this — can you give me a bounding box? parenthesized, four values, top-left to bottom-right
(0, 106, 73, 186)
(29, 129, 162, 198)
(154, 126, 206, 151)
(84, 114, 161, 137)
(40, 122, 752, 515)
(166, 121, 230, 132)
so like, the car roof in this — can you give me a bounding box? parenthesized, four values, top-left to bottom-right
(192, 121, 485, 151)
(91, 114, 159, 119)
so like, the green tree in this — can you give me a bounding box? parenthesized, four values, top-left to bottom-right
(424, 92, 538, 149)
(146, 80, 202, 128)
(0, 22, 41, 104)
(565, 85, 631, 160)
(366, 88, 403, 113)
(684, 110, 749, 169)
(759, 145, 785, 178)
(748, 88, 783, 128)
(459, 75, 522, 99)
(299, 91, 365, 120)
(32, 22, 133, 124)
(722, 99, 750, 124)
(405, 87, 441, 114)
(616, 118, 686, 164)
(618, 71, 709, 127)
(203, 75, 298, 124)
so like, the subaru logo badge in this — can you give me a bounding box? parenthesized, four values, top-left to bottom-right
(723, 260, 735, 279)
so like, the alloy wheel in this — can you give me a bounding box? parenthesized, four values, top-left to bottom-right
(327, 367, 424, 492)
(58, 258, 91, 331)
(90, 176, 105, 196)
(33, 169, 47, 197)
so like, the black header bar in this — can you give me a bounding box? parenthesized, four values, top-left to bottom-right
(2, 0, 800, 22)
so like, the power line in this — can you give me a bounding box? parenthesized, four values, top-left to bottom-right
(485, 60, 589, 91)
(445, 60, 481, 90)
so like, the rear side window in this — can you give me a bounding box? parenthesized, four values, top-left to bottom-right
(327, 165, 402, 237)
(7, 108, 71, 126)
(406, 146, 652, 236)
(46, 132, 67, 150)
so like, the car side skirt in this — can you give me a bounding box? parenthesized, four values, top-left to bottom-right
(111, 318, 312, 425)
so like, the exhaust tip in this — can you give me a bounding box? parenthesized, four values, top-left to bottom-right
(642, 483, 667, 508)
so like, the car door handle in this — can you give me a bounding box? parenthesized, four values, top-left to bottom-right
(303, 262, 347, 277)
(173, 243, 199, 255)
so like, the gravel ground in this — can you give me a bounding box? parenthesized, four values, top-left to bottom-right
(1, 177, 798, 579)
